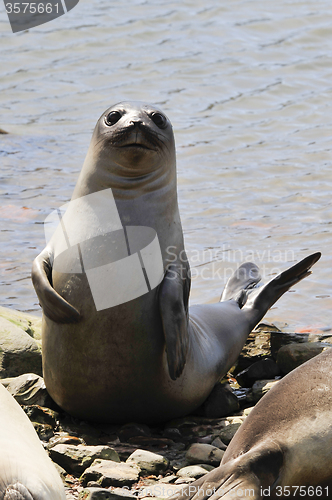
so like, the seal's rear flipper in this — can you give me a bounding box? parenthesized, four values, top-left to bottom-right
(32, 248, 81, 324)
(159, 263, 191, 380)
(220, 262, 261, 306)
(243, 252, 321, 331)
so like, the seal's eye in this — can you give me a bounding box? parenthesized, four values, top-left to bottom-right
(105, 111, 122, 126)
(151, 112, 167, 129)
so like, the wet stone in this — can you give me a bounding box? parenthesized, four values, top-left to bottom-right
(139, 483, 183, 499)
(47, 433, 85, 449)
(126, 449, 169, 475)
(81, 460, 140, 487)
(176, 465, 214, 479)
(79, 487, 137, 500)
(236, 358, 280, 387)
(218, 423, 241, 445)
(247, 379, 280, 403)
(32, 422, 54, 440)
(194, 383, 240, 418)
(49, 444, 120, 474)
(23, 405, 59, 427)
(0, 317, 42, 378)
(118, 423, 151, 442)
(277, 342, 329, 375)
(2, 373, 52, 406)
(186, 443, 224, 466)
(210, 437, 227, 450)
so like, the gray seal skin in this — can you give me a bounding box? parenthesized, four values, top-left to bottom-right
(0, 383, 65, 500)
(32, 101, 321, 423)
(171, 348, 332, 500)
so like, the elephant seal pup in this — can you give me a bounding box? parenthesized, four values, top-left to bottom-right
(171, 348, 332, 500)
(32, 101, 321, 423)
(0, 382, 65, 500)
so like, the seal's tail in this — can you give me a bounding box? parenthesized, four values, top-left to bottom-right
(238, 252, 321, 332)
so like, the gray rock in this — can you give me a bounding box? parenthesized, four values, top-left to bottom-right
(2, 373, 51, 406)
(210, 437, 227, 450)
(247, 379, 280, 403)
(176, 465, 212, 479)
(174, 478, 196, 484)
(126, 449, 169, 475)
(23, 405, 59, 426)
(0, 317, 42, 377)
(49, 444, 120, 474)
(0, 306, 42, 342)
(81, 460, 140, 487)
(158, 475, 177, 484)
(139, 484, 183, 499)
(118, 422, 151, 442)
(277, 342, 329, 375)
(79, 487, 136, 500)
(194, 383, 239, 418)
(186, 443, 224, 466)
(236, 358, 280, 387)
(218, 423, 241, 445)
(32, 422, 54, 440)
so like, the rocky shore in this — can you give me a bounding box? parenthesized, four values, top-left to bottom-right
(0, 306, 331, 500)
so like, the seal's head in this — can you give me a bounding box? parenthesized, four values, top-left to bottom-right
(73, 101, 177, 199)
(91, 101, 175, 176)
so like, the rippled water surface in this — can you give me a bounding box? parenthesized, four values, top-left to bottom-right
(1, 0, 331, 331)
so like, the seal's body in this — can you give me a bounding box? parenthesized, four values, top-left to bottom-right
(0, 383, 65, 500)
(172, 348, 332, 500)
(32, 102, 320, 423)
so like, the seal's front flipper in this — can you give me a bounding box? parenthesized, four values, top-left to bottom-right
(220, 262, 261, 306)
(169, 459, 261, 500)
(32, 248, 81, 324)
(159, 263, 190, 380)
(169, 444, 283, 500)
(243, 252, 321, 331)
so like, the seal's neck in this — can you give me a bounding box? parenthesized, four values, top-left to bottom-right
(71, 146, 177, 205)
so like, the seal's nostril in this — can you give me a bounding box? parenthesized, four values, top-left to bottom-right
(130, 119, 143, 127)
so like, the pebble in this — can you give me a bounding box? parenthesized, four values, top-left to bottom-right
(185, 443, 224, 466)
(236, 358, 280, 387)
(247, 379, 280, 403)
(176, 465, 214, 479)
(2, 373, 51, 406)
(126, 449, 169, 475)
(0, 317, 42, 378)
(49, 444, 120, 474)
(277, 342, 330, 374)
(81, 460, 140, 487)
(218, 423, 241, 445)
(194, 382, 240, 418)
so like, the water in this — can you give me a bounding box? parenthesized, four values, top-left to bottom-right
(0, 0, 331, 332)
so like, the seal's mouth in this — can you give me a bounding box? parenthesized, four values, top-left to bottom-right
(107, 123, 162, 152)
(120, 143, 154, 151)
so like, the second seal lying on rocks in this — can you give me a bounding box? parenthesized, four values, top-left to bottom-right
(0, 382, 65, 500)
(32, 101, 321, 423)
(171, 348, 332, 500)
